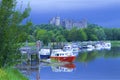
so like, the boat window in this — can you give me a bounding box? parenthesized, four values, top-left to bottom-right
(56, 54, 59, 56)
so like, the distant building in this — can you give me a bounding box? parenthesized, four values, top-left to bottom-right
(50, 17, 55, 25)
(73, 19, 87, 28)
(50, 16, 60, 26)
(55, 17, 60, 26)
(50, 17, 87, 29)
(61, 19, 73, 29)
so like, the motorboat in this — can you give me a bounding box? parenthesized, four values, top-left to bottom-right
(63, 44, 79, 53)
(39, 49, 51, 59)
(51, 50, 76, 62)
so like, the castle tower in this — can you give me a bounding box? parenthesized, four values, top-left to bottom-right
(50, 17, 55, 25)
(55, 17, 60, 26)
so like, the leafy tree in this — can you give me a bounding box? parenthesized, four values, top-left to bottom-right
(104, 28, 120, 40)
(104, 28, 113, 40)
(56, 35, 66, 42)
(112, 28, 120, 40)
(85, 24, 105, 41)
(67, 28, 78, 41)
(93, 27, 106, 40)
(90, 34, 98, 41)
(0, 0, 31, 67)
(35, 29, 47, 40)
(78, 29, 87, 41)
(28, 35, 35, 42)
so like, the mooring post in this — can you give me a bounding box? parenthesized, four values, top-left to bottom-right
(36, 40, 41, 61)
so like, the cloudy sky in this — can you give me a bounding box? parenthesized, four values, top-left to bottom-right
(18, 0, 120, 28)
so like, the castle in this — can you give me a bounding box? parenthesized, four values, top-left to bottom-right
(49, 16, 87, 29)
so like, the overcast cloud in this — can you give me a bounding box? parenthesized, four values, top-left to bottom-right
(17, 0, 120, 27)
(19, 0, 120, 11)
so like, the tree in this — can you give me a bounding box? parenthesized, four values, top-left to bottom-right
(104, 28, 113, 40)
(93, 27, 106, 40)
(112, 28, 120, 40)
(78, 29, 87, 41)
(104, 28, 120, 40)
(67, 28, 78, 41)
(56, 35, 66, 42)
(85, 24, 106, 41)
(0, 0, 31, 67)
(90, 34, 98, 41)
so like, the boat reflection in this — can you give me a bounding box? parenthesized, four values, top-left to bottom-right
(51, 63, 76, 72)
(39, 59, 76, 72)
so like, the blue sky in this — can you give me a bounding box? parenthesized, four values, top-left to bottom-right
(18, 0, 120, 28)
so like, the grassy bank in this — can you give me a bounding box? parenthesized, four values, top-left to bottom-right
(21, 41, 120, 47)
(111, 41, 120, 47)
(0, 68, 28, 80)
(22, 42, 36, 46)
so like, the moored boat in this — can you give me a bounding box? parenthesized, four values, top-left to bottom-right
(63, 44, 80, 53)
(51, 50, 76, 62)
(86, 44, 95, 51)
(103, 42, 111, 50)
(94, 41, 111, 50)
(39, 49, 51, 59)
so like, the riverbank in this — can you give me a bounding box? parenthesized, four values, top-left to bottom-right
(111, 41, 120, 47)
(24, 40, 120, 47)
(0, 68, 28, 80)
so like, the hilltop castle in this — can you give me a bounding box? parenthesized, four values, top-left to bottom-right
(49, 16, 87, 29)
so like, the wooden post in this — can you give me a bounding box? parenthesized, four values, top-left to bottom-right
(36, 40, 41, 61)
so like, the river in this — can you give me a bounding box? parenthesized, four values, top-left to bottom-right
(19, 47, 120, 80)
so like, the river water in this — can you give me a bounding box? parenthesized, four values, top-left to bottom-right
(20, 47, 120, 80)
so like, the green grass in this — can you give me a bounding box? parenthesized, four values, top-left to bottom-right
(23, 42, 36, 46)
(0, 68, 28, 80)
(111, 41, 120, 47)
(28, 42, 36, 46)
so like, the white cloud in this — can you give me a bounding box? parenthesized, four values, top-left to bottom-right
(19, 0, 120, 11)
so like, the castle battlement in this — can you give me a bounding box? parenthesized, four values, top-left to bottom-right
(49, 17, 87, 29)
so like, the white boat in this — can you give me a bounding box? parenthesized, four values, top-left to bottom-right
(39, 49, 51, 59)
(103, 42, 111, 50)
(52, 49, 63, 53)
(94, 43, 103, 50)
(72, 44, 80, 52)
(86, 45, 95, 51)
(63, 44, 79, 53)
(94, 41, 111, 50)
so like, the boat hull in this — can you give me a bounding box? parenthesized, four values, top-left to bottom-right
(51, 56, 76, 62)
(40, 55, 50, 59)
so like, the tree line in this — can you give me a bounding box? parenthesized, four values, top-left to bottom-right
(26, 24, 120, 44)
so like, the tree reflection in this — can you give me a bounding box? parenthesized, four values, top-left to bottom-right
(77, 51, 97, 62)
(77, 47, 120, 62)
(104, 47, 120, 58)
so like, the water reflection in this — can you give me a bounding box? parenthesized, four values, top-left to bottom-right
(18, 61, 76, 80)
(18, 47, 120, 80)
(77, 47, 120, 62)
(51, 63, 75, 72)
